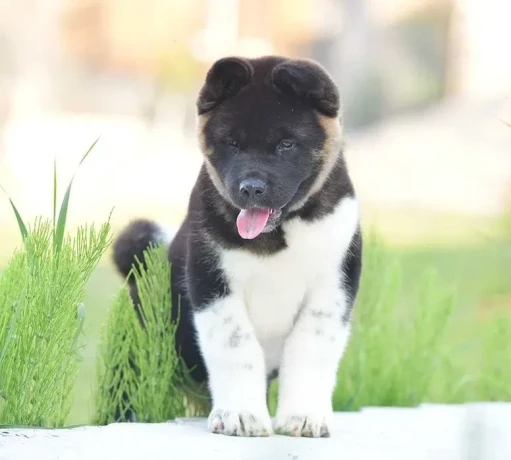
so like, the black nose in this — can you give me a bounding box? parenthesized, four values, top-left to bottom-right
(239, 178, 267, 201)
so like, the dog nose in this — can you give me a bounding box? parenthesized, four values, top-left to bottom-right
(239, 178, 267, 200)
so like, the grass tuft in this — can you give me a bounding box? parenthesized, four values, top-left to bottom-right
(0, 219, 111, 426)
(94, 244, 209, 425)
(334, 234, 456, 410)
(0, 138, 111, 427)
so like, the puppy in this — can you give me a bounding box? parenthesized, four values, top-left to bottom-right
(113, 55, 362, 438)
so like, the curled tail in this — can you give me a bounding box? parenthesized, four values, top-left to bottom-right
(112, 219, 174, 279)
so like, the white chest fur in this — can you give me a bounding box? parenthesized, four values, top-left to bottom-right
(220, 196, 359, 372)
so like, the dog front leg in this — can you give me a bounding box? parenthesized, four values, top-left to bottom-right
(275, 285, 352, 438)
(193, 295, 272, 436)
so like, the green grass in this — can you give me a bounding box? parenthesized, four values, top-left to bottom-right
(71, 265, 122, 425)
(94, 244, 208, 425)
(0, 139, 112, 427)
(0, 220, 111, 427)
(333, 237, 511, 410)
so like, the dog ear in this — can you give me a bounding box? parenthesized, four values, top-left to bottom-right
(271, 59, 340, 117)
(197, 57, 253, 114)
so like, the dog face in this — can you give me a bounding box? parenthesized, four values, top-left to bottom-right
(197, 56, 343, 239)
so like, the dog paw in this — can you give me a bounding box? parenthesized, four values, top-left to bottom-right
(274, 414, 331, 438)
(208, 408, 273, 437)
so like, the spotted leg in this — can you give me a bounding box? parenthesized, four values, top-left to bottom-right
(275, 284, 351, 438)
(193, 296, 273, 437)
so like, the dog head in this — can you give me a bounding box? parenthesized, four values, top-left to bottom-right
(197, 56, 343, 240)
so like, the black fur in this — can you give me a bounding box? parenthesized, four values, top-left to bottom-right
(112, 219, 162, 279)
(341, 227, 363, 324)
(197, 57, 254, 114)
(271, 59, 340, 117)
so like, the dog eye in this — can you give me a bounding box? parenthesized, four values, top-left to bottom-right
(278, 140, 294, 150)
(227, 140, 239, 148)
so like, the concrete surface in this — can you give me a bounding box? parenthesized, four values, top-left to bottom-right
(1, 404, 510, 460)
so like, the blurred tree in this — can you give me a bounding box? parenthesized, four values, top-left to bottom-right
(157, 46, 201, 94)
(325, 0, 384, 130)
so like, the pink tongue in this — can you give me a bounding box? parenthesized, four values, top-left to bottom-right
(236, 208, 271, 239)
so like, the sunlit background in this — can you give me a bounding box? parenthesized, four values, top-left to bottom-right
(0, 0, 510, 424)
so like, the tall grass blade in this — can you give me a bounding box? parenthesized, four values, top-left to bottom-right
(54, 137, 100, 255)
(78, 136, 100, 167)
(0, 185, 28, 242)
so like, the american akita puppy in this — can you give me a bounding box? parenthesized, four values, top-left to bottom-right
(113, 55, 362, 438)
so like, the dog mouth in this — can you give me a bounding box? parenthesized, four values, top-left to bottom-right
(236, 208, 282, 239)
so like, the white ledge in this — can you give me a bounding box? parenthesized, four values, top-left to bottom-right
(1, 404, 510, 460)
